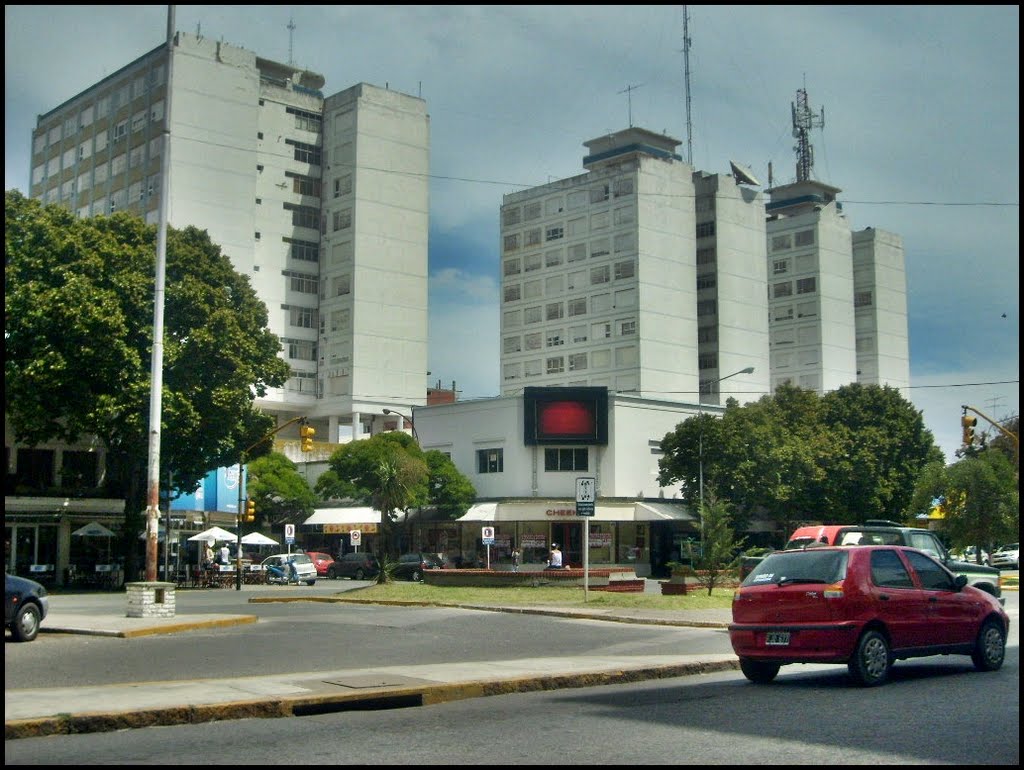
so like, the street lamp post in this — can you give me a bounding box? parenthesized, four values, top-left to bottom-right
(383, 408, 418, 443)
(698, 366, 754, 542)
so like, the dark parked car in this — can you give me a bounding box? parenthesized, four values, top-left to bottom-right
(6, 573, 50, 642)
(730, 545, 1009, 687)
(392, 552, 444, 582)
(327, 552, 380, 580)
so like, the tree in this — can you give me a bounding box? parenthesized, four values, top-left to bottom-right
(5, 191, 289, 578)
(424, 450, 477, 519)
(693, 490, 745, 596)
(245, 451, 317, 528)
(658, 383, 943, 546)
(315, 431, 429, 567)
(908, 452, 1019, 555)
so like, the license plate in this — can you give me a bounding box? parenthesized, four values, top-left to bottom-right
(765, 631, 790, 646)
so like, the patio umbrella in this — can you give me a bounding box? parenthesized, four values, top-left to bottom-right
(241, 532, 279, 546)
(186, 526, 238, 543)
(72, 522, 116, 538)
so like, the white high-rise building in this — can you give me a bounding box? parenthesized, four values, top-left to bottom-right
(498, 128, 767, 406)
(28, 32, 429, 444)
(851, 228, 910, 390)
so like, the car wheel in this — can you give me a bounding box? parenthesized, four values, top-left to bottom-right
(739, 658, 779, 684)
(306, 580, 316, 586)
(848, 629, 891, 687)
(11, 603, 42, 642)
(411, 569, 422, 582)
(327, 567, 337, 580)
(971, 618, 1006, 671)
(355, 568, 365, 580)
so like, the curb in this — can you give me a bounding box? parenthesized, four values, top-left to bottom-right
(4, 659, 739, 740)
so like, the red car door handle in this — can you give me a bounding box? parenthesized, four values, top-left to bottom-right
(878, 594, 890, 600)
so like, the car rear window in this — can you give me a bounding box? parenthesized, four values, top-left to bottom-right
(744, 550, 847, 586)
(290, 554, 312, 565)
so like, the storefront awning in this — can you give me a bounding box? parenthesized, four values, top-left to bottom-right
(634, 502, 697, 522)
(458, 501, 695, 523)
(303, 507, 381, 526)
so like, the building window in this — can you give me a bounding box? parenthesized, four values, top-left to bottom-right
(546, 356, 565, 374)
(523, 202, 542, 221)
(523, 306, 542, 324)
(285, 237, 320, 262)
(570, 324, 587, 343)
(545, 226, 564, 242)
(285, 203, 320, 229)
(283, 337, 317, 361)
(545, 249, 563, 268)
(591, 238, 610, 258)
(592, 321, 611, 340)
(590, 265, 610, 285)
(567, 298, 587, 317)
(590, 184, 609, 203)
(796, 277, 817, 294)
(286, 139, 321, 165)
(288, 306, 318, 329)
(504, 284, 521, 303)
(524, 279, 543, 299)
(546, 302, 564, 321)
(618, 320, 636, 336)
(568, 352, 587, 371)
(285, 270, 319, 294)
(503, 234, 520, 253)
(696, 221, 716, 238)
(112, 120, 128, 142)
(697, 325, 718, 343)
(696, 274, 716, 290)
(698, 352, 718, 370)
(503, 258, 521, 276)
(288, 172, 322, 197)
(696, 247, 716, 266)
(854, 290, 873, 308)
(503, 206, 521, 226)
(546, 330, 564, 347)
(544, 448, 589, 472)
(477, 448, 504, 474)
(773, 259, 789, 275)
(503, 336, 522, 354)
(697, 300, 717, 317)
(795, 229, 815, 247)
(772, 234, 792, 251)
(525, 332, 542, 350)
(773, 281, 793, 298)
(525, 228, 542, 248)
(332, 209, 352, 231)
(568, 243, 587, 263)
(287, 106, 323, 132)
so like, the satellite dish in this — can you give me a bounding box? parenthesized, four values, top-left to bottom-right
(729, 160, 761, 186)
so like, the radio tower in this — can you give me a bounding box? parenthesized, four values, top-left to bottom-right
(287, 15, 296, 66)
(791, 85, 824, 182)
(682, 6, 693, 166)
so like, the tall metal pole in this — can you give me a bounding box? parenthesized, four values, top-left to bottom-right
(144, 5, 175, 582)
(698, 366, 754, 546)
(682, 6, 693, 166)
(235, 459, 245, 591)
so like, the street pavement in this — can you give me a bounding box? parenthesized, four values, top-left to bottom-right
(5, 582, 737, 740)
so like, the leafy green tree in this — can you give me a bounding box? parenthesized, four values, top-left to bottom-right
(908, 452, 1019, 555)
(5, 191, 289, 578)
(245, 451, 317, 528)
(425, 450, 477, 519)
(819, 383, 943, 522)
(694, 490, 745, 596)
(658, 383, 943, 547)
(315, 431, 429, 568)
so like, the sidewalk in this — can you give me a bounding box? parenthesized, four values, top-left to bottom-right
(5, 596, 735, 740)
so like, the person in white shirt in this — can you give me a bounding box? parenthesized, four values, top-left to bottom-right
(218, 544, 230, 565)
(547, 543, 563, 569)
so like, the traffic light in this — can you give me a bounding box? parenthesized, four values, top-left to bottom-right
(300, 423, 315, 452)
(961, 414, 977, 446)
(244, 498, 256, 522)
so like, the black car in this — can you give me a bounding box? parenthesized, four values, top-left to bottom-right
(327, 552, 380, 580)
(6, 573, 50, 642)
(392, 552, 444, 582)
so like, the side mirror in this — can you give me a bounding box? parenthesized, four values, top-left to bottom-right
(954, 574, 968, 591)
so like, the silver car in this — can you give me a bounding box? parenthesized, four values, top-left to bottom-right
(990, 543, 1019, 570)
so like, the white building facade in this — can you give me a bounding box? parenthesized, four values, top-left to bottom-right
(27, 32, 430, 447)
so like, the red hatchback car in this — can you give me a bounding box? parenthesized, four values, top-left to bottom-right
(305, 551, 335, 578)
(730, 545, 1009, 687)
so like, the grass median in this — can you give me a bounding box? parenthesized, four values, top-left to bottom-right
(343, 580, 736, 610)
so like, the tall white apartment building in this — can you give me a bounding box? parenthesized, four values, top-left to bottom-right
(28, 32, 429, 444)
(765, 180, 909, 394)
(851, 228, 910, 389)
(498, 127, 767, 406)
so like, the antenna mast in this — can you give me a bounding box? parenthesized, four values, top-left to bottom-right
(791, 85, 824, 182)
(287, 15, 296, 66)
(618, 83, 644, 128)
(682, 6, 693, 165)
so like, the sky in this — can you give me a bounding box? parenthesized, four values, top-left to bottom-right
(5, 5, 1019, 464)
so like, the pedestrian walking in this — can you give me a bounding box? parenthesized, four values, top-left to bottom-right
(511, 548, 521, 573)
